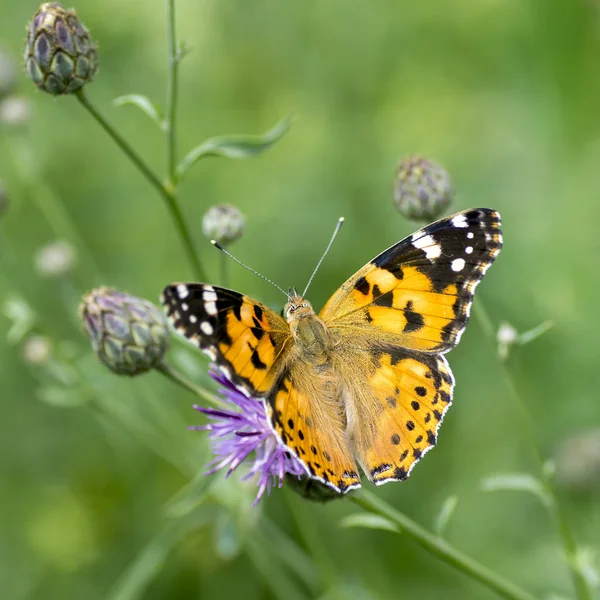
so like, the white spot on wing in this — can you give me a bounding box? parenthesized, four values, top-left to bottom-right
(465, 246, 473, 254)
(201, 321, 214, 335)
(176, 284, 188, 299)
(467, 232, 474, 239)
(189, 315, 197, 324)
(451, 258, 466, 272)
(411, 234, 441, 259)
(181, 303, 189, 311)
(451, 214, 468, 228)
(205, 301, 218, 316)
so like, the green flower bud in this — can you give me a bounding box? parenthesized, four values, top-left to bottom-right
(202, 204, 245, 246)
(393, 156, 453, 222)
(285, 474, 346, 503)
(24, 2, 98, 96)
(80, 288, 169, 376)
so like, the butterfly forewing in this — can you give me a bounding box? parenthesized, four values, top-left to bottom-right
(162, 284, 291, 396)
(319, 208, 502, 354)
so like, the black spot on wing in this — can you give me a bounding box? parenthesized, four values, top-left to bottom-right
(355, 276, 370, 295)
(402, 300, 424, 333)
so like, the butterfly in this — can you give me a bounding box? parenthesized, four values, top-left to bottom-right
(162, 208, 502, 494)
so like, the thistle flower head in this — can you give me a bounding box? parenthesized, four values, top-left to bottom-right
(193, 370, 306, 505)
(80, 287, 169, 376)
(24, 2, 98, 96)
(393, 155, 453, 222)
(202, 204, 245, 246)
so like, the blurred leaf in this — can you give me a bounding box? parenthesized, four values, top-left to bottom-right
(164, 470, 213, 519)
(214, 511, 242, 560)
(340, 513, 400, 533)
(518, 320, 554, 346)
(3, 295, 35, 344)
(176, 115, 293, 181)
(481, 473, 551, 508)
(574, 547, 600, 590)
(434, 495, 458, 537)
(36, 385, 88, 408)
(113, 94, 165, 130)
(107, 512, 211, 600)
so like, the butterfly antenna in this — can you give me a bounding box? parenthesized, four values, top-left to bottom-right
(211, 241, 289, 298)
(302, 217, 345, 298)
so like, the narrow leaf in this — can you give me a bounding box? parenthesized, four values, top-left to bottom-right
(518, 320, 554, 346)
(176, 115, 293, 181)
(481, 473, 551, 508)
(434, 495, 459, 537)
(340, 513, 400, 533)
(113, 94, 164, 129)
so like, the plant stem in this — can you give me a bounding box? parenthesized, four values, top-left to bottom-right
(351, 490, 537, 600)
(156, 360, 226, 408)
(166, 0, 178, 184)
(75, 90, 206, 281)
(473, 301, 593, 600)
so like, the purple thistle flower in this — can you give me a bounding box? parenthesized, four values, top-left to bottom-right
(191, 369, 307, 505)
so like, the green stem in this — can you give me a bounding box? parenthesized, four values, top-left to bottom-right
(166, 0, 178, 183)
(351, 490, 537, 600)
(156, 360, 226, 408)
(75, 90, 206, 281)
(473, 301, 593, 600)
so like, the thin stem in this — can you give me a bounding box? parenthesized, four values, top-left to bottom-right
(156, 360, 226, 408)
(220, 250, 229, 287)
(75, 90, 206, 281)
(351, 490, 537, 600)
(473, 300, 593, 600)
(166, 0, 178, 183)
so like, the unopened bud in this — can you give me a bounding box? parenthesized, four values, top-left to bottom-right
(0, 96, 32, 128)
(22, 335, 53, 365)
(202, 204, 245, 246)
(35, 240, 76, 278)
(24, 3, 98, 96)
(394, 156, 453, 222)
(80, 287, 169, 376)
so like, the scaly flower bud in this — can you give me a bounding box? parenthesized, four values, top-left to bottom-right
(393, 156, 453, 222)
(24, 3, 98, 96)
(202, 204, 245, 246)
(80, 288, 169, 376)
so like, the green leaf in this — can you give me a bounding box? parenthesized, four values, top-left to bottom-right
(113, 94, 165, 130)
(3, 295, 36, 344)
(176, 115, 293, 181)
(164, 470, 212, 519)
(518, 320, 554, 346)
(480, 473, 551, 508)
(36, 385, 89, 408)
(434, 495, 459, 537)
(107, 512, 211, 600)
(340, 513, 400, 533)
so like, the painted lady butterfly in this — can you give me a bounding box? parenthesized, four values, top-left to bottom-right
(162, 208, 502, 493)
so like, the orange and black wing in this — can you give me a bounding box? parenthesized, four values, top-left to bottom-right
(162, 283, 291, 397)
(320, 208, 502, 354)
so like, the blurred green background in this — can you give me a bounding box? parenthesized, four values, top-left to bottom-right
(2, 1, 600, 599)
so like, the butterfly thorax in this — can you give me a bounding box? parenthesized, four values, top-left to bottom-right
(285, 295, 333, 366)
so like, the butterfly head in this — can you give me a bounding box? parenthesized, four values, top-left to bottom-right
(284, 290, 315, 323)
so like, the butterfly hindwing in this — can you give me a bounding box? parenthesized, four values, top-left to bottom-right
(161, 284, 291, 396)
(339, 347, 454, 484)
(267, 365, 362, 493)
(320, 208, 502, 353)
